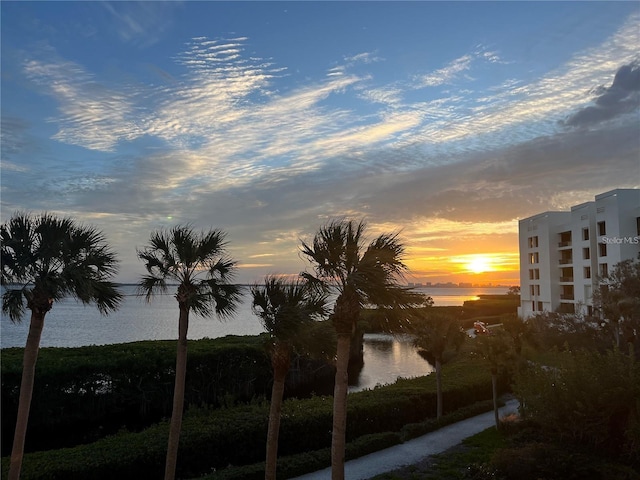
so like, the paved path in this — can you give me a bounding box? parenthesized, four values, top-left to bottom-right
(292, 398, 519, 480)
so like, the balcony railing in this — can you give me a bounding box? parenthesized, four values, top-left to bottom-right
(559, 276, 574, 282)
(558, 258, 573, 265)
(560, 294, 575, 300)
(558, 241, 572, 248)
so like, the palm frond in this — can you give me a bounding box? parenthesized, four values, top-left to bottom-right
(137, 275, 169, 301)
(1, 212, 123, 321)
(138, 224, 241, 320)
(251, 275, 329, 348)
(1, 212, 36, 285)
(302, 218, 422, 334)
(1, 288, 27, 323)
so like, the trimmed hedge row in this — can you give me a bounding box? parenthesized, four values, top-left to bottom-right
(1, 336, 273, 454)
(1, 356, 502, 480)
(204, 399, 498, 480)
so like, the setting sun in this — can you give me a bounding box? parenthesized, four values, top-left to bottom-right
(466, 255, 493, 274)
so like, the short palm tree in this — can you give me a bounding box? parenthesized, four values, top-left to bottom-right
(1, 212, 122, 480)
(137, 225, 241, 480)
(300, 219, 423, 480)
(251, 275, 329, 480)
(475, 330, 514, 429)
(413, 312, 465, 419)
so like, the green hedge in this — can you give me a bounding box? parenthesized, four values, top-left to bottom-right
(1, 336, 273, 454)
(2, 355, 500, 480)
(200, 400, 498, 480)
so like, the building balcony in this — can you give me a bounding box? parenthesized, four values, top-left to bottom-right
(559, 276, 574, 282)
(558, 258, 573, 265)
(560, 294, 575, 300)
(558, 303, 576, 314)
(558, 241, 572, 248)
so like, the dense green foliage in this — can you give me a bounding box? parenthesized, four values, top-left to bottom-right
(202, 401, 498, 480)
(513, 347, 640, 461)
(1, 337, 272, 454)
(461, 295, 520, 323)
(0, 354, 499, 479)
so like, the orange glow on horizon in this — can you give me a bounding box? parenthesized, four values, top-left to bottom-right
(398, 217, 521, 286)
(406, 251, 520, 286)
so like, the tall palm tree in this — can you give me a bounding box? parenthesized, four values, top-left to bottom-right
(137, 225, 241, 480)
(413, 312, 465, 419)
(251, 275, 329, 480)
(300, 219, 422, 480)
(1, 212, 122, 480)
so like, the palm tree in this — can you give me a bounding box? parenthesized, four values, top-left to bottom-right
(137, 225, 241, 480)
(300, 219, 422, 480)
(1, 212, 122, 480)
(475, 330, 514, 429)
(251, 275, 329, 480)
(413, 312, 465, 419)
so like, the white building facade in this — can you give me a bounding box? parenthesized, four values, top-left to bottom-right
(518, 189, 640, 319)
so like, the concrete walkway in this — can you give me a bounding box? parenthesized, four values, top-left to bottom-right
(292, 398, 519, 480)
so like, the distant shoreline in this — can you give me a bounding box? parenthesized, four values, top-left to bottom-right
(408, 285, 510, 288)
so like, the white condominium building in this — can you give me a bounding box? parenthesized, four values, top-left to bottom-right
(518, 189, 640, 319)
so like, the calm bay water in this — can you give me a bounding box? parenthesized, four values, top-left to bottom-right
(0, 285, 506, 390)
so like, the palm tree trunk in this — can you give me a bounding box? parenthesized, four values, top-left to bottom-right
(491, 370, 499, 429)
(8, 311, 46, 480)
(265, 357, 288, 480)
(613, 320, 621, 349)
(331, 333, 351, 480)
(435, 358, 443, 420)
(165, 305, 189, 480)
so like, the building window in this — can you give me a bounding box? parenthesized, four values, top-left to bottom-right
(535, 285, 540, 295)
(534, 269, 540, 280)
(560, 267, 573, 282)
(531, 301, 536, 312)
(528, 236, 538, 248)
(637, 217, 640, 236)
(561, 285, 574, 300)
(599, 263, 608, 277)
(584, 266, 591, 279)
(583, 247, 590, 260)
(529, 285, 535, 296)
(597, 221, 606, 236)
(537, 301, 543, 312)
(559, 251, 572, 264)
(529, 269, 534, 280)
(558, 231, 571, 247)
(598, 243, 607, 257)
(582, 227, 589, 241)
(529, 252, 539, 264)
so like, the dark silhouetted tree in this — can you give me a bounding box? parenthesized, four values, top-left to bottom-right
(1, 213, 122, 480)
(137, 225, 241, 480)
(301, 219, 422, 480)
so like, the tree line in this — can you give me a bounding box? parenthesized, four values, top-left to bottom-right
(2, 213, 425, 480)
(3, 212, 639, 479)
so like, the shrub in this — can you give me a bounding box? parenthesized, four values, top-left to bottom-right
(513, 348, 640, 461)
(2, 353, 498, 480)
(1, 337, 272, 454)
(486, 441, 640, 480)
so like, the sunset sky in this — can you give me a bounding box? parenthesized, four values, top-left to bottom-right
(2, 2, 639, 286)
